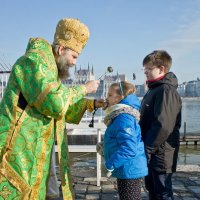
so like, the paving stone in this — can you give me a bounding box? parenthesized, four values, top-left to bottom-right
(75, 180, 89, 185)
(109, 177, 117, 182)
(173, 192, 179, 196)
(101, 185, 115, 189)
(101, 193, 119, 200)
(74, 184, 87, 194)
(174, 197, 182, 200)
(188, 176, 199, 181)
(101, 177, 117, 186)
(177, 192, 193, 197)
(173, 180, 183, 185)
(85, 194, 100, 200)
(100, 177, 108, 182)
(101, 189, 117, 194)
(173, 184, 188, 191)
(175, 172, 185, 177)
(101, 185, 117, 194)
(188, 186, 200, 194)
(174, 177, 186, 182)
(75, 193, 85, 199)
(193, 180, 200, 185)
(73, 177, 84, 182)
(87, 186, 101, 194)
(84, 177, 97, 182)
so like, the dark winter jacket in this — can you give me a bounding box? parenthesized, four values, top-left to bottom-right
(104, 94, 148, 179)
(139, 72, 182, 173)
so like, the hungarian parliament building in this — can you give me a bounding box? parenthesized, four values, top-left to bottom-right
(1, 64, 200, 100)
(62, 64, 127, 99)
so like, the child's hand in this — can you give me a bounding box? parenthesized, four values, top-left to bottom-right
(106, 169, 114, 178)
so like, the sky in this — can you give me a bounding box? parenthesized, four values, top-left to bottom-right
(0, 0, 200, 85)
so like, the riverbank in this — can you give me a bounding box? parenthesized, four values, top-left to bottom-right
(69, 164, 200, 200)
(181, 97, 200, 101)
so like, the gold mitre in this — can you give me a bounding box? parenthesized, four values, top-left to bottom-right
(53, 18, 90, 54)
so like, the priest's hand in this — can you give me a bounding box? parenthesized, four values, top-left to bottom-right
(94, 99, 105, 108)
(85, 80, 100, 94)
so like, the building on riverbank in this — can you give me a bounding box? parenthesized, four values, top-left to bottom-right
(178, 78, 200, 97)
(0, 63, 11, 100)
(1, 63, 200, 99)
(63, 64, 127, 99)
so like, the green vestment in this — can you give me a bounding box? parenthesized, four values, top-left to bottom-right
(0, 38, 94, 200)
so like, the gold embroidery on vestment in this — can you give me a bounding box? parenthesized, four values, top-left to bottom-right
(0, 156, 31, 198)
(30, 119, 54, 199)
(56, 97, 74, 200)
(0, 186, 12, 199)
(33, 82, 58, 109)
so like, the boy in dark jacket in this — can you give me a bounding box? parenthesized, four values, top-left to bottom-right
(140, 50, 182, 200)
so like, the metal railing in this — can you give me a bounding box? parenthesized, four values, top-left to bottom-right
(66, 122, 106, 186)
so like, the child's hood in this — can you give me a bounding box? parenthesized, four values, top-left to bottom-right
(119, 94, 140, 110)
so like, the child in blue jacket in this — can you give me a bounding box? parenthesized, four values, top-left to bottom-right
(103, 81, 148, 200)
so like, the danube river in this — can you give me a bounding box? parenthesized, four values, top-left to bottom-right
(181, 98, 200, 134)
(83, 97, 200, 134)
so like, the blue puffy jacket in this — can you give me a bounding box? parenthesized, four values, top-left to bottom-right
(104, 94, 148, 179)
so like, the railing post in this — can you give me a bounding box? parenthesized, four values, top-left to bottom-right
(183, 122, 186, 141)
(96, 128, 101, 186)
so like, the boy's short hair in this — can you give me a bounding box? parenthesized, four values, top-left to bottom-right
(110, 81, 136, 97)
(143, 50, 172, 72)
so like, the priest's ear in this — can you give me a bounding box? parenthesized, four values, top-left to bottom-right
(58, 46, 65, 56)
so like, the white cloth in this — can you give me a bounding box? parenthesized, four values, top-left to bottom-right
(46, 143, 60, 199)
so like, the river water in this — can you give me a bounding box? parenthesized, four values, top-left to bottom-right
(181, 98, 200, 134)
(83, 97, 200, 134)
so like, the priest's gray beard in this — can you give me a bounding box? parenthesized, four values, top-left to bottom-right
(56, 55, 73, 80)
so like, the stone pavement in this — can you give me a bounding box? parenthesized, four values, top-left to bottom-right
(69, 165, 200, 200)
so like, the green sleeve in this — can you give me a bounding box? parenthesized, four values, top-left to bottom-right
(13, 54, 86, 119)
(65, 98, 94, 124)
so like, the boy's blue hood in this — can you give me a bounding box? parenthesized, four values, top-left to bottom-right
(119, 94, 140, 110)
